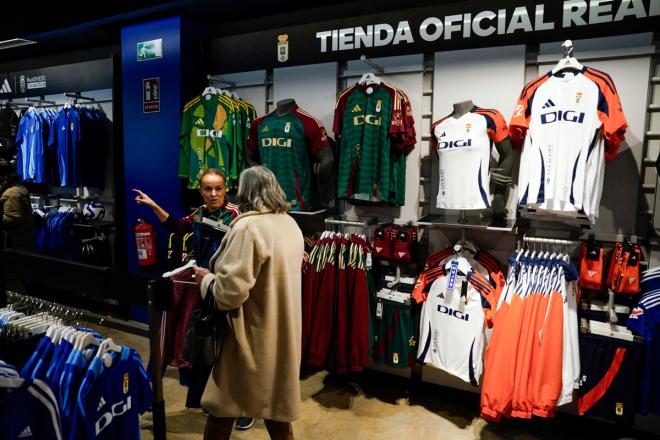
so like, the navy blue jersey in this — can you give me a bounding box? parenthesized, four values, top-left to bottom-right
(627, 287, 660, 415)
(0, 361, 63, 440)
(73, 347, 152, 439)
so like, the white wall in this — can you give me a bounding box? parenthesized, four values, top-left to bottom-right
(274, 63, 337, 134)
(217, 70, 268, 117)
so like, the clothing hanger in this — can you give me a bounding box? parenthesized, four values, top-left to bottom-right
(552, 40, 583, 74)
(358, 72, 381, 86)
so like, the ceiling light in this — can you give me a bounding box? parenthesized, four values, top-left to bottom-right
(0, 38, 37, 50)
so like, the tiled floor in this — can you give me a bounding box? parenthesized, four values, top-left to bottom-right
(107, 329, 658, 440)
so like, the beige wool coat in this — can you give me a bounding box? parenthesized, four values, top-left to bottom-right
(200, 210, 304, 422)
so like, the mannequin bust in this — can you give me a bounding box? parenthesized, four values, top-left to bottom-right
(276, 98, 297, 116)
(450, 100, 514, 218)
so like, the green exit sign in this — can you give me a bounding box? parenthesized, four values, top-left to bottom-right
(137, 39, 163, 62)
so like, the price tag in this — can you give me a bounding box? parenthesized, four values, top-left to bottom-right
(447, 260, 459, 293)
(366, 252, 372, 269)
(376, 301, 383, 319)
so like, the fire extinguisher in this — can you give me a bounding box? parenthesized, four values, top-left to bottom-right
(134, 218, 157, 266)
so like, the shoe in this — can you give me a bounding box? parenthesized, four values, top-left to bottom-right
(235, 417, 255, 430)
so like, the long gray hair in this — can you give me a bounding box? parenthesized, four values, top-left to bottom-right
(237, 166, 290, 214)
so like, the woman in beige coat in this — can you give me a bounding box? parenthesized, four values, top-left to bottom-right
(194, 166, 304, 440)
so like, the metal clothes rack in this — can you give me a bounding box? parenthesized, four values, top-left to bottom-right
(359, 55, 384, 75)
(0, 249, 171, 440)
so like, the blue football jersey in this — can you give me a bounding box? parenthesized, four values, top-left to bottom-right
(48, 107, 81, 186)
(21, 335, 56, 380)
(0, 361, 63, 440)
(60, 347, 95, 440)
(73, 347, 152, 439)
(15, 108, 46, 183)
(627, 288, 660, 415)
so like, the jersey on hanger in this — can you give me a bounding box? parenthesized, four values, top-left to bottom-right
(416, 259, 495, 385)
(73, 347, 152, 440)
(510, 67, 626, 222)
(0, 361, 63, 440)
(431, 106, 509, 210)
(247, 106, 330, 211)
(334, 83, 403, 204)
(178, 95, 237, 190)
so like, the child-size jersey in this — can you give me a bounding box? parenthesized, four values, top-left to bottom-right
(416, 259, 496, 385)
(0, 361, 63, 440)
(72, 347, 152, 440)
(247, 106, 330, 211)
(510, 67, 626, 222)
(431, 106, 509, 210)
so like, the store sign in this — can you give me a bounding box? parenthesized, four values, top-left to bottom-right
(210, 0, 660, 72)
(143, 78, 160, 113)
(0, 59, 112, 99)
(137, 39, 163, 62)
(315, 1, 660, 53)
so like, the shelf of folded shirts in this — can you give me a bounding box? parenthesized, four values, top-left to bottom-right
(415, 213, 517, 232)
(579, 318, 643, 343)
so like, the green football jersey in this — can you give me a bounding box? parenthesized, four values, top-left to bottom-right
(248, 106, 330, 211)
(178, 95, 237, 190)
(334, 83, 399, 204)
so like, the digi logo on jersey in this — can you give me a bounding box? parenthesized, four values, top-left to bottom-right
(353, 115, 382, 126)
(540, 110, 586, 125)
(261, 137, 293, 147)
(196, 128, 223, 139)
(437, 305, 469, 321)
(436, 139, 472, 149)
(95, 396, 132, 435)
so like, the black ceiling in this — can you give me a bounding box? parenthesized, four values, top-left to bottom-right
(0, 0, 450, 66)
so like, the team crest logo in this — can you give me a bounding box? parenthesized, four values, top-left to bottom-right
(576, 92, 583, 103)
(70, 123, 75, 132)
(392, 352, 399, 364)
(277, 34, 289, 63)
(375, 100, 382, 113)
(122, 373, 129, 394)
(284, 121, 291, 133)
(616, 402, 624, 416)
(630, 307, 644, 318)
(352, 104, 361, 113)
(465, 123, 472, 133)
(409, 336, 416, 347)
(262, 125, 269, 133)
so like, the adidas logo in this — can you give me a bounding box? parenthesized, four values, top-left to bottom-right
(375, 247, 383, 253)
(0, 78, 11, 94)
(97, 397, 107, 411)
(398, 252, 407, 258)
(18, 426, 32, 438)
(438, 131, 446, 138)
(541, 99, 556, 109)
(352, 104, 362, 113)
(262, 126, 268, 132)
(629, 277, 636, 284)
(195, 118, 204, 125)
(587, 270, 597, 278)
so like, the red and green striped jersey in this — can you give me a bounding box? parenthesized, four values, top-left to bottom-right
(247, 106, 330, 211)
(333, 83, 412, 206)
(178, 95, 237, 189)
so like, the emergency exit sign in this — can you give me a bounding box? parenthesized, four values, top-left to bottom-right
(137, 38, 163, 61)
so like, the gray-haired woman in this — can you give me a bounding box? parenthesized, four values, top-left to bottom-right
(194, 166, 304, 440)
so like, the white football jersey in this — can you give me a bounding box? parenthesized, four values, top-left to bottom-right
(418, 258, 486, 385)
(431, 107, 509, 210)
(510, 68, 627, 223)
